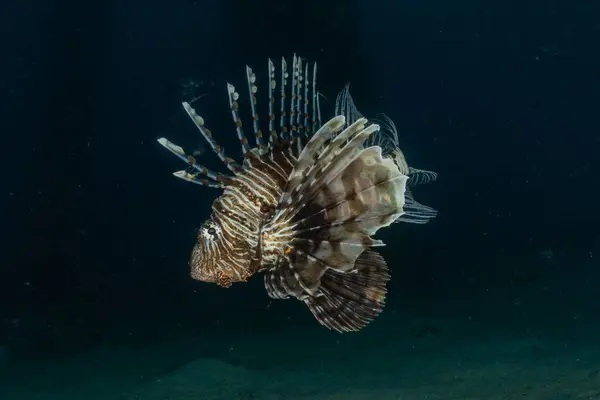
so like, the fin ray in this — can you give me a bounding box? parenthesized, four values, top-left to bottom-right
(304, 250, 389, 333)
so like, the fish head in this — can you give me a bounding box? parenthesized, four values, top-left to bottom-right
(189, 217, 253, 288)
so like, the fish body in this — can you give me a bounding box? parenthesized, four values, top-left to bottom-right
(190, 145, 291, 287)
(158, 55, 436, 332)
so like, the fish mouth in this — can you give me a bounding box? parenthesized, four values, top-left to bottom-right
(190, 262, 253, 287)
(189, 266, 217, 284)
(215, 271, 233, 288)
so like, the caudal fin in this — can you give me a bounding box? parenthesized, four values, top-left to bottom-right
(304, 250, 389, 332)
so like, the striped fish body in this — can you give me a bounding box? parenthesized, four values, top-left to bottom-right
(190, 146, 293, 287)
(158, 55, 437, 332)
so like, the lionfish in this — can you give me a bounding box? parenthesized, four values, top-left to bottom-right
(158, 55, 437, 332)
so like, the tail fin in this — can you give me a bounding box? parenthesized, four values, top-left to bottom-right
(334, 86, 438, 226)
(305, 250, 389, 332)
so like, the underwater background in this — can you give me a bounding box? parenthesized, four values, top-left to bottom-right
(1, 0, 600, 398)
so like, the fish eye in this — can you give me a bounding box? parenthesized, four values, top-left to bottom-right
(200, 221, 221, 241)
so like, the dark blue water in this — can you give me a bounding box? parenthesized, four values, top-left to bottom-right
(1, 0, 599, 398)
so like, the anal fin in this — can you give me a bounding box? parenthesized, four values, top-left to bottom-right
(304, 250, 389, 333)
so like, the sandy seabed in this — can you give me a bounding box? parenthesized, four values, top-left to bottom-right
(1, 314, 599, 400)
